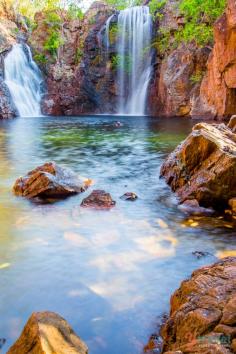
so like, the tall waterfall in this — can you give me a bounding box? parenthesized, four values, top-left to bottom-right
(4, 44, 43, 117)
(116, 6, 152, 115)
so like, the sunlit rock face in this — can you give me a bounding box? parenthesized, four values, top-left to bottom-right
(160, 121, 236, 212)
(161, 257, 236, 354)
(13, 162, 92, 200)
(192, 0, 236, 120)
(147, 0, 211, 118)
(31, 2, 117, 116)
(7, 312, 88, 354)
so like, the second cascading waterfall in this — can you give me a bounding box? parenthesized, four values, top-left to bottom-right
(4, 44, 43, 117)
(115, 6, 152, 115)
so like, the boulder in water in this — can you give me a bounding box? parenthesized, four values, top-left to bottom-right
(160, 122, 236, 212)
(81, 190, 116, 209)
(13, 162, 91, 200)
(161, 257, 236, 354)
(7, 311, 88, 354)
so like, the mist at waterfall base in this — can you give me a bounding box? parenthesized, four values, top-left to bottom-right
(4, 44, 43, 117)
(106, 6, 152, 116)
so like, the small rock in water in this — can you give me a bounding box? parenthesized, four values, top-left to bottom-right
(114, 121, 123, 127)
(192, 251, 212, 259)
(120, 192, 138, 201)
(13, 162, 92, 201)
(81, 190, 116, 209)
(0, 338, 6, 350)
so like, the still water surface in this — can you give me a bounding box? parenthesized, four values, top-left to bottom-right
(0, 116, 235, 353)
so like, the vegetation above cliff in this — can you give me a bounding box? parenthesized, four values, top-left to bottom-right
(155, 0, 226, 54)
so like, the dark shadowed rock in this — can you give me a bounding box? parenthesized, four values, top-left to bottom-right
(13, 162, 91, 200)
(81, 190, 116, 209)
(7, 311, 88, 354)
(120, 192, 138, 201)
(160, 122, 236, 211)
(178, 199, 215, 216)
(161, 257, 236, 354)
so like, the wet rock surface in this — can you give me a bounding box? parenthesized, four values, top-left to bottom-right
(7, 311, 88, 354)
(32, 2, 117, 116)
(13, 162, 91, 200)
(194, 0, 236, 119)
(81, 189, 116, 209)
(120, 192, 138, 201)
(160, 122, 236, 211)
(161, 257, 236, 354)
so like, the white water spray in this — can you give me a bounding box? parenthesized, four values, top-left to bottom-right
(4, 44, 43, 117)
(115, 6, 152, 115)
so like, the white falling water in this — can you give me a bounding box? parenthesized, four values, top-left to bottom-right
(4, 44, 43, 117)
(116, 6, 152, 115)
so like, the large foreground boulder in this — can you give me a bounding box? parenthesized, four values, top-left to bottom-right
(160, 120, 236, 211)
(161, 257, 236, 353)
(13, 162, 91, 200)
(7, 311, 88, 354)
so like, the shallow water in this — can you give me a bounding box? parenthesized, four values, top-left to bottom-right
(0, 116, 235, 354)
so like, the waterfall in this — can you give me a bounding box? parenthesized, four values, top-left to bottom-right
(4, 44, 43, 117)
(116, 6, 152, 115)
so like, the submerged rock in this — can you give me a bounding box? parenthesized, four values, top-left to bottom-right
(161, 257, 236, 354)
(81, 190, 116, 209)
(120, 192, 138, 201)
(7, 311, 88, 354)
(13, 162, 91, 200)
(178, 199, 215, 216)
(160, 122, 236, 212)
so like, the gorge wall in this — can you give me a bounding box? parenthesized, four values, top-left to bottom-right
(148, 0, 236, 120)
(1, 0, 236, 119)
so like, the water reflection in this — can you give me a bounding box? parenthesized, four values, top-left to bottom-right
(0, 116, 235, 354)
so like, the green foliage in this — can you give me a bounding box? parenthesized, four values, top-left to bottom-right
(111, 54, 132, 73)
(177, 0, 226, 46)
(67, 4, 84, 20)
(34, 52, 47, 64)
(149, 0, 167, 18)
(75, 47, 83, 64)
(105, 0, 141, 10)
(190, 71, 204, 84)
(43, 29, 64, 56)
(44, 11, 61, 28)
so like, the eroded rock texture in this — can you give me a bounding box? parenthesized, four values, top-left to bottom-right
(7, 311, 88, 354)
(161, 257, 236, 354)
(13, 162, 91, 200)
(160, 121, 236, 211)
(193, 0, 236, 119)
(31, 2, 117, 116)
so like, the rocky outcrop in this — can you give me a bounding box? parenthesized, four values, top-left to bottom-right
(192, 0, 236, 119)
(148, 0, 211, 118)
(13, 162, 92, 200)
(0, 4, 20, 118)
(7, 311, 88, 354)
(161, 257, 236, 354)
(81, 189, 116, 209)
(31, 2, 117, 116)
(149, 44, 210, 117)
(160, 120, 236, 212)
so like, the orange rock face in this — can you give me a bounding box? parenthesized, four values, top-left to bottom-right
(161, 257, 236, 354)
(13, 162, 91, 200)
(160, 121, 236, 211)
(7, 312, 88, 354)
(193, 0, 236, 119)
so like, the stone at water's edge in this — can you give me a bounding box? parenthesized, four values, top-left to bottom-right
(13, 162, 92, 200)
(161, 257, 236, 354)
(160, 121, 236, 212)
(7, 311, 88, 354)
(81, 190, 116, 209)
